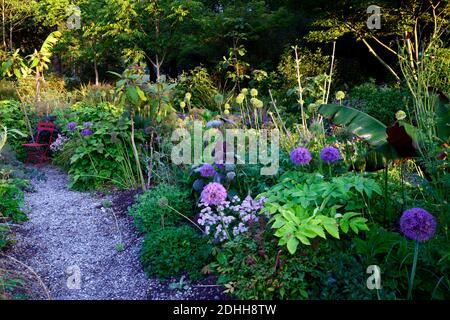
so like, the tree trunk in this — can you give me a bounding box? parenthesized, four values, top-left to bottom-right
(94, 57, 99, 86)
(52, 55, 63, 75)
(155, 54, 160, 81)
(35, 70, 41, 103)
(9, 10, 12, 50)
(2, 0, 6, 49)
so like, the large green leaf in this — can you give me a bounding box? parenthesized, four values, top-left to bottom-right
(351, 143, 399, 172)
(318, 104, 388, 147)
(40, 31, 62, 56)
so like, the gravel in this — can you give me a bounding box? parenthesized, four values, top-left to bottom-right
(6, 165, 151, 300)
(4, 165, 229, 300)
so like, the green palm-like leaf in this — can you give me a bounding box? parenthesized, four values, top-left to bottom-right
(318, 104, 388, 147)
(351, 143, 399, 172)
(40, 31, 62, 56)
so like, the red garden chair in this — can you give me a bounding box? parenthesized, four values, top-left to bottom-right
(23, 122, 55, 165)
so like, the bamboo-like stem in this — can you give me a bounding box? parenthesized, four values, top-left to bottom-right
(294, 46, 307, 132)
(130, 115, 146, 192)
(325, 41, 336, 104)
(362, 39, 401, 82)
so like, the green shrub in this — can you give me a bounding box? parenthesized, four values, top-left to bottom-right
(0, 179, 27, 223)
(0, 80, 18, 100)
(52, 102, 140, 191)
(128, 183, 192, 233)
(140, 225, 212, 280)
(175, 67, 219, 110)
(0, 100, 31, 151)
(348, 81, 412, 125)
(215, 224, 380, 300)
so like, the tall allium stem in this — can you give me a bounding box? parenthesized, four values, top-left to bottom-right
(408, 241, 420, 300)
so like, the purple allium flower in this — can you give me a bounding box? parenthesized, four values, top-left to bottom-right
(80, 128, 93, 137)
(226, 171, 236, 181)
(206, 120, 222, 129)
(67, 122, 77, 132)
(201, 182, 227, 206)
(290, 147, 312, 165)
(320, 146, 341, 163)
(83, 122, 93, 128)
(193, 179, 204, 191)
(200, 164, 216, 177)
(216, 163, 225, 170)
(400, 208, 436, 242)
(177, 112, 187, 120)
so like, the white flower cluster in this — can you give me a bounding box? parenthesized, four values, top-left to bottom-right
(50, 134, 69, 152)
(197, 195, 267, 242)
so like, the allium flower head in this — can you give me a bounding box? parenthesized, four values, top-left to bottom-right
(226, 171, 236, 181)
(320, 146, 341, 163)
(224, 109, 230, 115)
(185, 92, 192, 101)
(241, 88, 248, 95)
(83, 122, 93, 128)
(200, 163, 216, 177)
(206, 120, 222, 129)
(308, 103, 318, 113)
(251, 98, 263, 109)
(201, 182, 227, 205)
(290, 147, 312, 165)
(236, 94, 245, 105)
(193, 179, 204, 191)
(396, 110, 407, 121)
(400, 208, 436, 242)
(335, 91, 346, 101)
(67, 122, 77, 132)
(180, 101, 186, 109)
(250, 88, 258, 97)
(80, 128, 93, 137)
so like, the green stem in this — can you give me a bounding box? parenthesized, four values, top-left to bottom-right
(384, 164, 389, 222)
(408, 241, 420, 300)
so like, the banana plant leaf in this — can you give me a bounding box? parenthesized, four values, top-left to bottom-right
(318, 104, 388, 147)
(350, 143, 399, 172)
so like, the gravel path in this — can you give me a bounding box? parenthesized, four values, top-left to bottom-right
(6, 166, 152, 300)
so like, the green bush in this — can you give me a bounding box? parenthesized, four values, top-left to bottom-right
(348, 81, 412, 125)
(175, 67, 219, 110)
(215, 225, 380, 300)
(140, 225, 212, 281)
(52, 102, 140, 191)
(0, 100, 31, 151)
(0, 80, 18, 100)
(128, 183, 193, 233)
(0, 179, 28, 223)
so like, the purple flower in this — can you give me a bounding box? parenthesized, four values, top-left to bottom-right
(206, 120, 222, 129)
(193, 179, 204, 191)
(290, 147, 312, 165)
(201, 182, 227, 205)
(320, 146, 341, 163)
(226, 171, 236, 181)
(400, 208, 436, 242)
(80, 128, 93, 137)
(83, 122, 93, 128)
(200, 164, 216, 178)
(67, 122, 77, 132)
